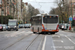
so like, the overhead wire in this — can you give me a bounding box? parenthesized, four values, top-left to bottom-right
(27, 0, 58, 13)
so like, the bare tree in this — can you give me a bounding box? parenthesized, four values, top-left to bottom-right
(22, 4, 40, 23)
(49, 0, 69, 23)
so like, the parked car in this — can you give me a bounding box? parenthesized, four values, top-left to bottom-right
(0, 24, 3, 31)
(2, 24, 7, 31)
(24, 24, 31, 28)
(59, 24, 63, 29)
(7, 19, 18, 31)
(19, 24, 24, 28)
(6, 25, 8, 30)
(61, 23, 69, 30)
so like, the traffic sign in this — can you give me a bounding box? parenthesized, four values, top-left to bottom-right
(73, 17, 75, 20)
(69, 17, 73, 21)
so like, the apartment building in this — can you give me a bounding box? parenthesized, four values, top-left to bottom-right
(0, 0, 7, 16)
(72, 0, 75, 17)
(64, 0, 70, 4)
(17, 0, 22, 21)
(0, 0, 22, 20)
(68, 0, 75, 17)
(0, 0, 11, 16)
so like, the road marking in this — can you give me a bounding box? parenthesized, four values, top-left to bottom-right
(52, 35, 60, 38)
(61, 40, 63, 43)
(65, 35, 75, 44)
(53, 40, 63, 43)
(5, 31, 32, 37)
(58, 36, 60, 38)
(42, 36, 46, 50)
(20, 31, 25, 33)
(26, 31, 33, 33)
(51, 37, 56, 50)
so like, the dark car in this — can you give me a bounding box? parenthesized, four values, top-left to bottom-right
(7, 19, 18, 31)
(0, 24, 3, 31)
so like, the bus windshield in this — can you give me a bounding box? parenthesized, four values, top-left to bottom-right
(43, 16, 58, 23)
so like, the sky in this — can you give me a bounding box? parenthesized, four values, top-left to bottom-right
(23, 0, 58, 13)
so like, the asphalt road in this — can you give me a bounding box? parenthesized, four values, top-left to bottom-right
(0, 28, 75, 50)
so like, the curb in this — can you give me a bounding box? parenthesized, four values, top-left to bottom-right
(64, 30, 75, 33)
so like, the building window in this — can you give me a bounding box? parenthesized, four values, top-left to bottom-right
(13, 0, 15, 3)
(74, 2, 75, 5)
(2, 9, 4, 15)
(74, 5, 75, 9)
(7, 0, 9, 4)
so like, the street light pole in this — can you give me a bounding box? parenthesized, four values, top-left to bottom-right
(13, 3, 14, 18)
(71, 0, 72, 28)
(16, 0, 17, 20)
(1, 0, 3, 24)
(71, 0, 72, 17)
(1, 0, 2, 24)
(10, 0, 11, 15)
(62, 0, 64, 24)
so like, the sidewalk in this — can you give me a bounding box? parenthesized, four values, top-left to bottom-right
(64, 28, 75, 33)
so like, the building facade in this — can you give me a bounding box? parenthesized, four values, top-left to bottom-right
(17, 0, 22, 21)
(68, 0, 75, 17)
(0, 0, 22, 20)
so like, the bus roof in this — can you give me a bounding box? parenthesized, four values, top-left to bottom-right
(32, 14, 58, 18)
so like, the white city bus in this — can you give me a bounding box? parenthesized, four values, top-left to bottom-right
(31, 14, 59, 34)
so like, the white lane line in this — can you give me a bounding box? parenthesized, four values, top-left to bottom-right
(52, 35, 60, 38)
(53, 40, 63, 43)
(51, 37, 56, 50)
(42, 36, 46, 50)
(58, 36, 60, 38)
(65, 35, 75, 44)
(26, 31, 33, 33)
(20, 31, 25, 33)
(5, 31, 25, 37)
(61, 40, 64, 43)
